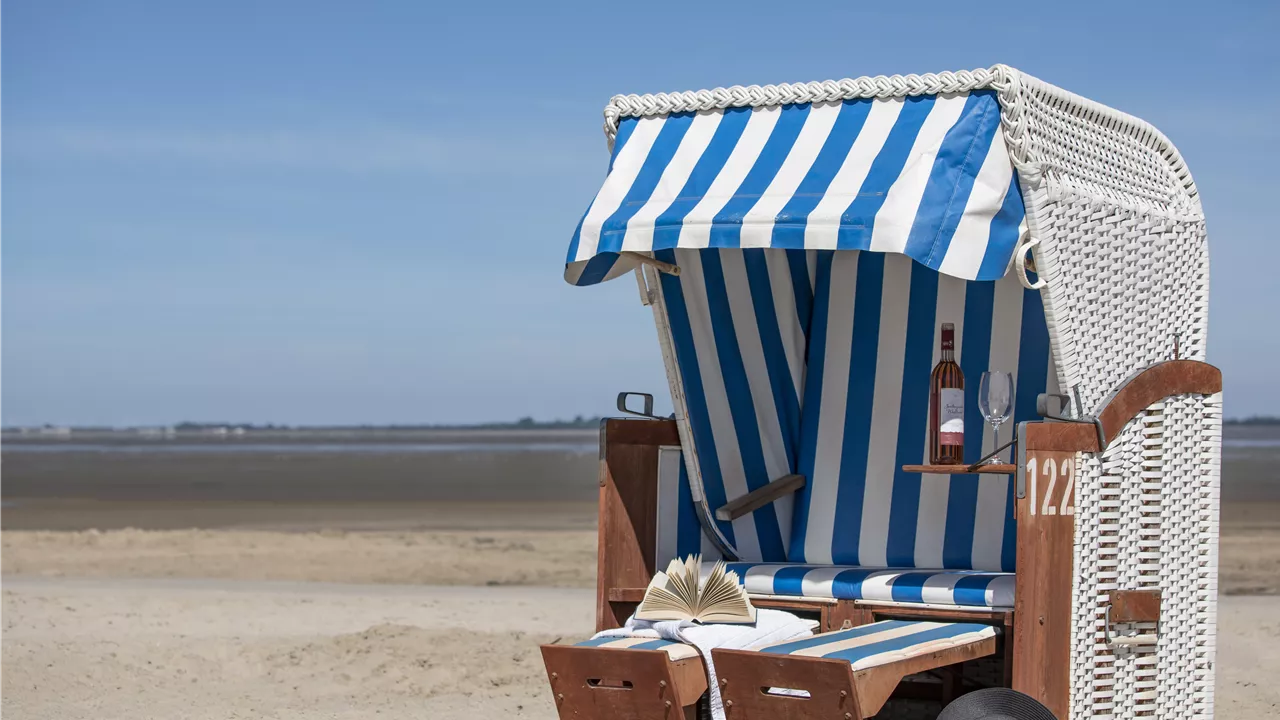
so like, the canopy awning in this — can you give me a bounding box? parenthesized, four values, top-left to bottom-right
(565, 90, 1025, 286)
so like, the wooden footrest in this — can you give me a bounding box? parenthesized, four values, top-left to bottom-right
(712, 620, 1000, 719)
(541, 637, 708, 720)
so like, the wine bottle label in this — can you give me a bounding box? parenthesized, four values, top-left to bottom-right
(939, 388, 964, 445)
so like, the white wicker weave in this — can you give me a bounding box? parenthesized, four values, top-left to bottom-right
(607, 65, 1216, 720)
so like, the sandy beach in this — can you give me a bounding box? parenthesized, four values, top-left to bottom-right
(3, 428, 1277, 719)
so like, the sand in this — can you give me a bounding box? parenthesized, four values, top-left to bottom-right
(2, 525, 1278, 719)
(2, 576, 593, 720)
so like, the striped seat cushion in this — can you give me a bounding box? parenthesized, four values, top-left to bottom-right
(726, 563, 1014, 608)
(753, 619, 1000, 671)
(574, 636, 701, 661)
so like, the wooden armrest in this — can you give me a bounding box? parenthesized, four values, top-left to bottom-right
(715, 474, 806, 522)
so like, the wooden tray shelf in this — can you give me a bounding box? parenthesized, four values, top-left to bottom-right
(901, 464, 1016, 475)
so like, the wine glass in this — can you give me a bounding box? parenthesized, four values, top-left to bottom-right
(978, 371, 1013, 463)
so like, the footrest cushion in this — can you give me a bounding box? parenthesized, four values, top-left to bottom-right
(574, 636, 701, 661)
(752, 619, 999, 671)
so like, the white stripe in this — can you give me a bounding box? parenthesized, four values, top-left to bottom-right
(738, 102, 844, 249)
(917, 572, 964, 605)
(804, 100, 905, 250)
(868, 94, 971, 255)
(804, 251, 860, 564)
(798, 566, 847, 598)
(741, 565, 789, 595)
(914, 274, 968, 568)
(621, 111, 724, 252)
(857, 254, 912, 567)
(679, 107, 782, 248)
(971, 274, 1024, 570)
(675, 250, 762, 561)
(720, 250, 792, 552)
(767, 251, 806, 403)
(655, 446, 683, 568)
(937, 132, 1017, 279)
(986, 574, 1016, 606)
(574, 116, 667, 261)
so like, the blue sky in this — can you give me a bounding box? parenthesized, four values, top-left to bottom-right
(3, 0, 1277, 425)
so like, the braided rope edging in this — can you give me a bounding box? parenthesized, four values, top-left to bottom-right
(602, 65, 1018, 151)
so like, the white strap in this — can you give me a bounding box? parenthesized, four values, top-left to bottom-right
(1014, 234, 1046, 290)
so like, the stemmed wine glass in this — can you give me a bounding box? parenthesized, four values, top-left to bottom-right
(978, 371, 1014, 464)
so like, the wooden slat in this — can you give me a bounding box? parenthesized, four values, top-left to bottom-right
(1095, 360, 1220, 446)
(901, 464, 1015, 475)
(596, 419, 672, 631)
(1012, 448, 1076, 719)
(714, 473, 806, 521)
(1109, 589, 1161, 623)
(1023, 360, 1221, 453)
(599, 417, 680, 450)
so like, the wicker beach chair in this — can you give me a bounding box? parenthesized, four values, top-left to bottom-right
(542, 65, 1221, 720)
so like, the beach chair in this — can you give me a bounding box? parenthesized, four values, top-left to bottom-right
(542, 65, 1221, 720)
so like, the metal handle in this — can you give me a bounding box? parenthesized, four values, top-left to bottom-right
(616, 392, 656, 418)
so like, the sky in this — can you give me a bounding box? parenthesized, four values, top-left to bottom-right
(3, 0, 1277, 426)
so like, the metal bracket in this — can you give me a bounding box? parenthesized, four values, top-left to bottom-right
(1104, 604, 1159, 648)
(616, 392, 656, 418)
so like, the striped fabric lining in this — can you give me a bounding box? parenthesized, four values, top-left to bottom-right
(566, 91, 1023, 287)
(574, 636, 701, 661)
(790, 253, 1054, 571)
(753, 619, 999, 671)
(656, 248, 812, 562)
(654, 248, 1054, 571)
(724, 563, 1014, 608)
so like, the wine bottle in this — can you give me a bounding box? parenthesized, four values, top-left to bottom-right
(930, 323, 965, 464)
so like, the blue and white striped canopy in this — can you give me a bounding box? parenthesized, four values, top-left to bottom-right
(565, 90, 1024, 286)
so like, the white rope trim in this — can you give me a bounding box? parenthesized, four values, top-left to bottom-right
(603, 66, 1015, 151)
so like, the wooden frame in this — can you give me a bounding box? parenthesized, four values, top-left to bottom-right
(571, 360, 1221, 720)
(542, 644, 707, 720)
(713, 632, 999, 719)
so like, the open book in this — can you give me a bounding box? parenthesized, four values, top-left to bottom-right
(634, 555, 757, 624)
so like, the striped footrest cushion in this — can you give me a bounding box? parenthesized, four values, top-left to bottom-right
(574, 636, 700, 661)
(751, 619, 1000, 671)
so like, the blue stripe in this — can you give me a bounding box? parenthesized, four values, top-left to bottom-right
(977, 173, 1025, 280)
(675, 457, 704, 559)
(630, 639, 681, 651)
(760, 620, 919, 655)
(725, 562, 759, 581)
(905, 92, 1002, 268)
(652, 107, 753, 246)
(1006, 287, 1050, 571)
(942, 281, 996, 569)
(700, 251, 785, 561)
(821, 623, 992, 663)
(597, 113, 696, 253)
(771, 565, 815, 596)
(708, 104, 811, 248)
(831, 252, 884, 564)
(837, 96, 936, 250)
(789, 251, 835, 562)
(885, 265, 939, 567)
(828, 567, 883, 600)
(787, 250, 814, 330)
(657, 249, 736, 549)
(953, 575, 998, 607)
(574, 637, 619, 648)
(771, 99, 875, 246)
(888, 571, 937, 603)
(573, 252, 621, 286)
(742, 250, 802, 463)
